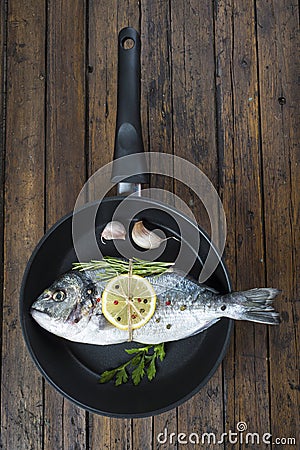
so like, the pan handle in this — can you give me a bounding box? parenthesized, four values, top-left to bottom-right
(111, 27, 149, 185)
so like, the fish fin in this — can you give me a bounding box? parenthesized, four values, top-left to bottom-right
(236, 288, 281, 325)
(242, 288, 280, 304)
(243, 310, 280, 325)
(146, 281, 207, 297)
(190, 318, 221, 336)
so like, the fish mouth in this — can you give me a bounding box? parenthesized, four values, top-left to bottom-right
(31, 292, 53, 316)
(30, 304, 51, 318)
(31, 308, 46, 318)
(31, 309, 66, 334)
(30, 309, 55, 329)
(30, 308, 86, 341)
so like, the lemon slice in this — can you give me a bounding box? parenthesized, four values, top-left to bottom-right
(101, 274, 156, 331)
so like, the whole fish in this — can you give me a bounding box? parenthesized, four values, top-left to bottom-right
(30, 269, 280, 345)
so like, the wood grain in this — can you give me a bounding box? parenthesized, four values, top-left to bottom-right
(213, 2, 238, 440)
(222, 0, 271, 440)
(256, 0, 300, 443)
(88, 2, 143, 449)
(87, 0, 118, 444)
(172, 0, 219, 234)
(0, 0, 299, 448)
(170, 3, 224, 448)
(88, 0, 118, 177)
(44, 1, 87, 449)
(141, 2, 177, 447)
(1, 1, 45, 449)
(0, 0, 5, 443)
(0, 0, 6, 380)
(142, 0, 174, 198)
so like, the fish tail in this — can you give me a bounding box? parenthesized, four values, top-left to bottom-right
(233, 288, 281, 325)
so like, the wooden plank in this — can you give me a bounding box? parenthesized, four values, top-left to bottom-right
(87, 0, 140, 178)
(256, 0, 300, 443)
(141, 0, 174, 199)
(87, 2, 129, 448)
(213, 0, 238, 438)
(87, 1, 118, 445)
(172, 0, 219, 234)
(1, 1, 45, 449)
(154, 410, 177, 449)
(132, 417, 153, 450)
(88, 2, 157, 448)
(88, 0, 117, 178)
(117, 0, 140, 31)
(214, 1, 236, 440)
(170, 2, 224, 447)
(110, 418, 132, 450)
(44, 0, 87, 449)
(0, 0, 6, 367)
(0, 0, 5, 444)
(89, 415, 110, 450)
(46, 0, 86, 224)
(215, 0, 272, 438)
(141, 2, 176, 448)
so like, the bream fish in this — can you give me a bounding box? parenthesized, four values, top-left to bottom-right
(30, 269, 280, 345)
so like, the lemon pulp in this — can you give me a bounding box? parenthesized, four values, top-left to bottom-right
(101, 274, 156, 331)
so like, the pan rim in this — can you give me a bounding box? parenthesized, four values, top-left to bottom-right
(20, 195, 233, 417)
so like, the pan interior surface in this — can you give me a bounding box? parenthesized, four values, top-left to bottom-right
(20, 197, 232, 417)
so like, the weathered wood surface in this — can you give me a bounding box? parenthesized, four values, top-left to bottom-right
(1, 1, 45, 449)
(44, 1, 87, 449)
(1, 1, 299, 449)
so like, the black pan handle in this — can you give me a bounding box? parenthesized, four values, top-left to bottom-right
(111, 27, 149, 184)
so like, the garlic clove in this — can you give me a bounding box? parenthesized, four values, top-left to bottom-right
(101, 221, 126, 244)
(131, 221, 166, 250)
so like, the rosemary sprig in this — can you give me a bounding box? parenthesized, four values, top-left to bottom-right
(72, 257, 174, 279)
(98, 343, 166, 386)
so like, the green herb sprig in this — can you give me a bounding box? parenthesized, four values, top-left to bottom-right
(98, 343, 166, 386)
(73, 257, 174, 279)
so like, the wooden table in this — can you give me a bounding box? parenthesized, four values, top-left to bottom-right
(1, 1, 299, 449)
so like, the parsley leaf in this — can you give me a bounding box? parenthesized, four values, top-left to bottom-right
(98, 343, 166, 386)
(155, 343, 166, 361)
(146, 356, 156, 381)
(115, 367, 128, 386)
(98, 369, 118, 384)
(132, 355, 145, 385)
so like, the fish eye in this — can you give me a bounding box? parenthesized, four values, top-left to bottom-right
(52, 290, 66, 302)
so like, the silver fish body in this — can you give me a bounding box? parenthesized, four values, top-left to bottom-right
(31, 269, 280, 345)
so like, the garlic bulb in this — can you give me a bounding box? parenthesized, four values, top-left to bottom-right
(132, 221, 178, 250)
(101, 221, 126, 243)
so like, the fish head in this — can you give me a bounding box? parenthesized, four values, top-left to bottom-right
(30, 271, 98, 337)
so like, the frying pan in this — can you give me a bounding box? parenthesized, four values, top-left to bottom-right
(20, 27, 232, 417)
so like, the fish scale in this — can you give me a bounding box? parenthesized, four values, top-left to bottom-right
(30, 268, 280, 345)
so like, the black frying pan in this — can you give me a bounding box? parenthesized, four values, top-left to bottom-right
(20, 28, 232, 417)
